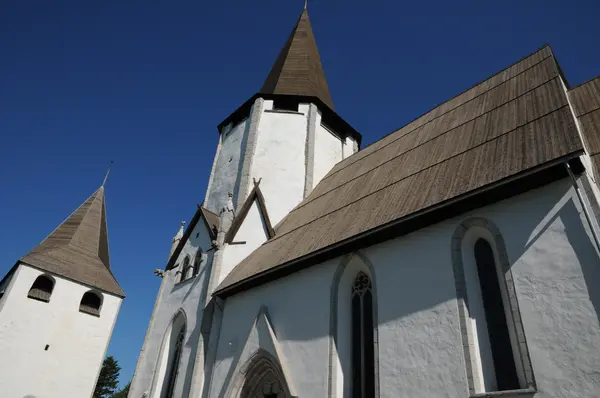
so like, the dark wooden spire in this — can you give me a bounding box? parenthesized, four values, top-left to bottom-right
(260, 8, 334, 109)
(20, 186, 124, 297)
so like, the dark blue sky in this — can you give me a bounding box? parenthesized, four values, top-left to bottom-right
(1, 0, 599, 387)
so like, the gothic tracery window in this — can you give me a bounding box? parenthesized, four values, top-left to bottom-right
(351, 271, 375, 398)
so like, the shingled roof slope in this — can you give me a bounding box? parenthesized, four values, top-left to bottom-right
(216, 45, 583, 295)
(260, 8, 334, 109)
(20, 187, 124, 297)
(569, 76, 600, 178)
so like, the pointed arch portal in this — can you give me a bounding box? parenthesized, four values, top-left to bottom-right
(234, 350, 292, 398)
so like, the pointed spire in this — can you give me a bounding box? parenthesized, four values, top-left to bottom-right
(173, 221, 185, 243)
(20, 186, 124, 297)
(260, 7, 334, 109)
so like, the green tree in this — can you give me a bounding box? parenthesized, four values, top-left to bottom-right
(111, 381, 130, 398)
(93, 356, 121, 398)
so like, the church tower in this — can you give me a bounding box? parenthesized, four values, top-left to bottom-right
(204, 6, 361, 226)
(0, 185, 125, 398)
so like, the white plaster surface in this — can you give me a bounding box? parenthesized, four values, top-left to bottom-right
(129, 215, 215, 398)
(205, 119, 248, 214)
(208, 259, 338, 398)
(313, 117, 343, 188)
(219, 200, 270, 285)
(206, 177, 600, 398)
(249, 106, 308, 226)
(0, 264, 121, 398)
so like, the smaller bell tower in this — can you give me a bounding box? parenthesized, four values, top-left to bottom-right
(203, 7, 362, 226)
(0, 185, 125, 398)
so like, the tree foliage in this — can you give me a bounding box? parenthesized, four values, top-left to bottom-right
(111, 381, 130, 398)
(93, 356, 121, 398)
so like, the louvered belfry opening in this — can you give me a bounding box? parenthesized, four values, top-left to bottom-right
(27, 275, 55, 303)
(79, 291, 102, 316)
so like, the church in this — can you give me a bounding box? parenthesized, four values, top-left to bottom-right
(128, 5, 600, 398)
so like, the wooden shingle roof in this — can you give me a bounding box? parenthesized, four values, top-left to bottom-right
(260, 8, 334, 109)
(215, 45, 584, 297)
(569, 76, 600, 178)
(20, 186, 125, 297)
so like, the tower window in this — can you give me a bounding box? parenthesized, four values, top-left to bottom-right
(351, 271, 375, 398)
(473, 238, 520, 391)
(273, 98, 299, 112)
(79, 291, 102, 316)
(27, 274, 55, 303)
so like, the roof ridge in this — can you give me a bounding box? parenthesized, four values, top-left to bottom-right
(294, 61, 558, 213)
(68, 188, 101, 247)
(323, 47, 553, 180)
(267, 105, 570, 243)
(569, 74, 600, 91)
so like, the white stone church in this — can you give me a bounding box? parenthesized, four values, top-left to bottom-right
(126, 6, 600, 398)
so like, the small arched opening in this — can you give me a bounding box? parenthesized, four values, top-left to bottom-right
(27, 274, 55, 303)
(79, 291, 103, 316)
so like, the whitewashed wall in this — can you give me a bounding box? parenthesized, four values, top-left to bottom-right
(250, 102, 308, 226)
(313, 110, 343, 187)
(208, 258, 339, 398)
(209, 176, 600, 398)
(0, 264, 121, 398)
(205, 119, 248, 214)
(129, 217, 215, 398)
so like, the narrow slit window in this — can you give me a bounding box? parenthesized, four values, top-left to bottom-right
(351, 271, 375, 398)
(474, 238, 520, 391)
(193, 250, 204, 277)
(79, 291, 102, 316)
(180, 256, 191, 282)
(27, 275, 55, 303)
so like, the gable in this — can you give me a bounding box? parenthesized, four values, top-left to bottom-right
(166, 206, 219, 270)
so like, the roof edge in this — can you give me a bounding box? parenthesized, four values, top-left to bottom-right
(225, 180, 275, 243)
(216, 93, 362, 147)
(166, 205, 219, 270)
(215, 152, 584, 298)
(18, 260, 126, 298)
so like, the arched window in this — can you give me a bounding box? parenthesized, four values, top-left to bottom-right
(330, 253, 379, 398)
(193, 249, 204, 277)
(79, 291, 102, 316)
(473, 238, 519, 390)
(451, 218, 535, 395)
(27, 274, 55, 303)
(180, 256, 191, 282)
(155, 312, 186, 398)
(164, 328, 185, 398)
(351, 271, 375, 398)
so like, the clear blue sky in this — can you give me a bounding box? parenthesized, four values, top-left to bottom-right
(1, 0, 599, 387)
